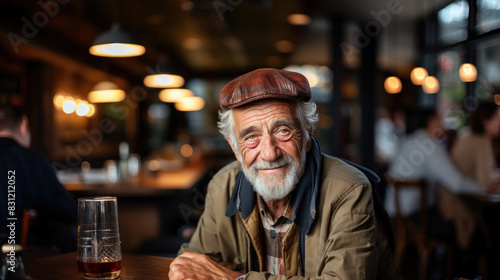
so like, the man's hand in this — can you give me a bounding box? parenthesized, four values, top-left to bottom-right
(169, 252, 244, 280)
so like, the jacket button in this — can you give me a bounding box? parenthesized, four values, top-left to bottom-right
(270, 230, 277, 239)
(311, 209, 316, 215)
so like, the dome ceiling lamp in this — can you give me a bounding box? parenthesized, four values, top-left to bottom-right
(422, 76, 440, 94)
(159, 88, 193, 103)
(410, 67, 428, 85)
(495, 94, 500, 105)
(287, 13, 311, 26)
(88, 81, 126, 103)
(384, 76, 402, 94)
(89, 24, 146, 57)
(175, 96, 205, 111)
(144, 58, 185, 88)
(459, 63, 478, 82)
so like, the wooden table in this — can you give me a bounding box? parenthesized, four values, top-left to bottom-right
(463, 193, 500, 207)
(25, 252, 173, 280)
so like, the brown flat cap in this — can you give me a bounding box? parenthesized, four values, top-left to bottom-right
(219, 68, 312, 110)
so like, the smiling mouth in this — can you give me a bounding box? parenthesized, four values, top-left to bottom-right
(262, 166, 282, 169)
(258, 165, 287, 171)
(252, 156, 292, 172)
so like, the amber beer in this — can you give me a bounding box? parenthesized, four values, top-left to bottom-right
(77, 260, 122, 279)
(78, 197, 122, 279)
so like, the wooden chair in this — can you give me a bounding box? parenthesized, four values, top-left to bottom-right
(385, 174, 446, 280)
(20, 209, 38, 248)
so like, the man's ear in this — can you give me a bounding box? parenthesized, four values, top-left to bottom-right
(305, 139, 312, 152)
(18, 119, 27, 137)
(17, 117, 31, 148)
(227, 137, 241, 162)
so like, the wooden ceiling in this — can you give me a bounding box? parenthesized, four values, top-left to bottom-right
(0, 0, 453, 80)
(0, 0, 307, 80)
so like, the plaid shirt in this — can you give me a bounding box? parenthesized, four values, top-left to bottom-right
(258, 196, 294, 276)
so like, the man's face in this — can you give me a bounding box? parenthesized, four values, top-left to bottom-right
(229, 100, 310, 200)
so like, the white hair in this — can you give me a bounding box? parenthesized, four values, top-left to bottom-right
(217, 101, 318, 151)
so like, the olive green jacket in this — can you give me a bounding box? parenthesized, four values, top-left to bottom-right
(179, 155, 401, 279)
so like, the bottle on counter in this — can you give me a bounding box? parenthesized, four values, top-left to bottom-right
(1, 244, 29, 280)
(118, 142, 130, 182)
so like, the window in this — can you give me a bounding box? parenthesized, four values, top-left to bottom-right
(477, 37, 500, 94)
(437, 48, 467, 129)
(438, 0, 469, 45)
(477, 0, 500, 33)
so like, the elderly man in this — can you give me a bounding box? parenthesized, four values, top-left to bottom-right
(170, 69, 400, 279)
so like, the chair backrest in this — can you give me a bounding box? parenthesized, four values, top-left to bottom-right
(20, 209, 38, 248)
(384, 173, 429, 241)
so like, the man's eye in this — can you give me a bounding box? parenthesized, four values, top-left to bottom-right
(246, 135, 257, 140)
(278, 129, 290, 134)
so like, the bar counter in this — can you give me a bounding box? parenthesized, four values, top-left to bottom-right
(64, 163, 208, 198)
(60, 162, 212, 253)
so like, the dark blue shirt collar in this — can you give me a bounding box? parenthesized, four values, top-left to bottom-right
(225, 136, 322, 234)
(0, 137, 20, 146)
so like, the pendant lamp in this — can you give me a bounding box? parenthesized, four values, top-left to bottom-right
(422, 76, 439, 94)
(287, 14, 311, 26)
(88, 81, 126, 103)
(144, 62, 185, 88)
(384, 76, 402, 94)
(89, 24, 145, 57)
(159, 88, 193, 103)
(459, 63, 477, 82)
(175, 96, 205, 111)
(410, 67, 428, 85)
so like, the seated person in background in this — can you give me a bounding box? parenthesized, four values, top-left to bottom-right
(0, 104, 77, 252)
(440, 101, 500, 251)
(384, 109, 496, 243)
(375, 106, 400, 167)
(451, 102, 500, 189)
(170, 68, 401, 280)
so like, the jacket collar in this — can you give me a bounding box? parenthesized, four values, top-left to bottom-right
(0, 137, 20, 146)
(225, 136, 322, 234)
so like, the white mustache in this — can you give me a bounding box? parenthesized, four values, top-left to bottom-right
(251, 155, 294, 170)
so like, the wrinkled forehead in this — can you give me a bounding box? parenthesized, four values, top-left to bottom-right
(231, 100, 299, 132)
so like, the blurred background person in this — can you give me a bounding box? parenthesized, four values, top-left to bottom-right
(439, 101, 500, 278)
(0, 104, 77, 253)
(375, 106, 401, 168)
(385, 109, 490, 220)
(385, 108, 500, 278)
(450, 102, 500, 188)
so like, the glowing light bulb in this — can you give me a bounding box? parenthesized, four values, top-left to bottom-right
(384, 76, 402, 94)
(459, 63, 477, 82)
(422, 76, 439, 94)
(410, 67, 428, 85)
(62, 97, 76, 114)
(76, 101, 90, 116)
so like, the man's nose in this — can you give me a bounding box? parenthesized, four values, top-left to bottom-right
(259, 134, 280, 162)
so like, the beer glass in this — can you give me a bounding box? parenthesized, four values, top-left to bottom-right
(77, 197, 122, 279)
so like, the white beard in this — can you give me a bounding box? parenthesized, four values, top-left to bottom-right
(241, 148, 307, 201)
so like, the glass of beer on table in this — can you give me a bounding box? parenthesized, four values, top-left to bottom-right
(77, 197, 122, 279)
